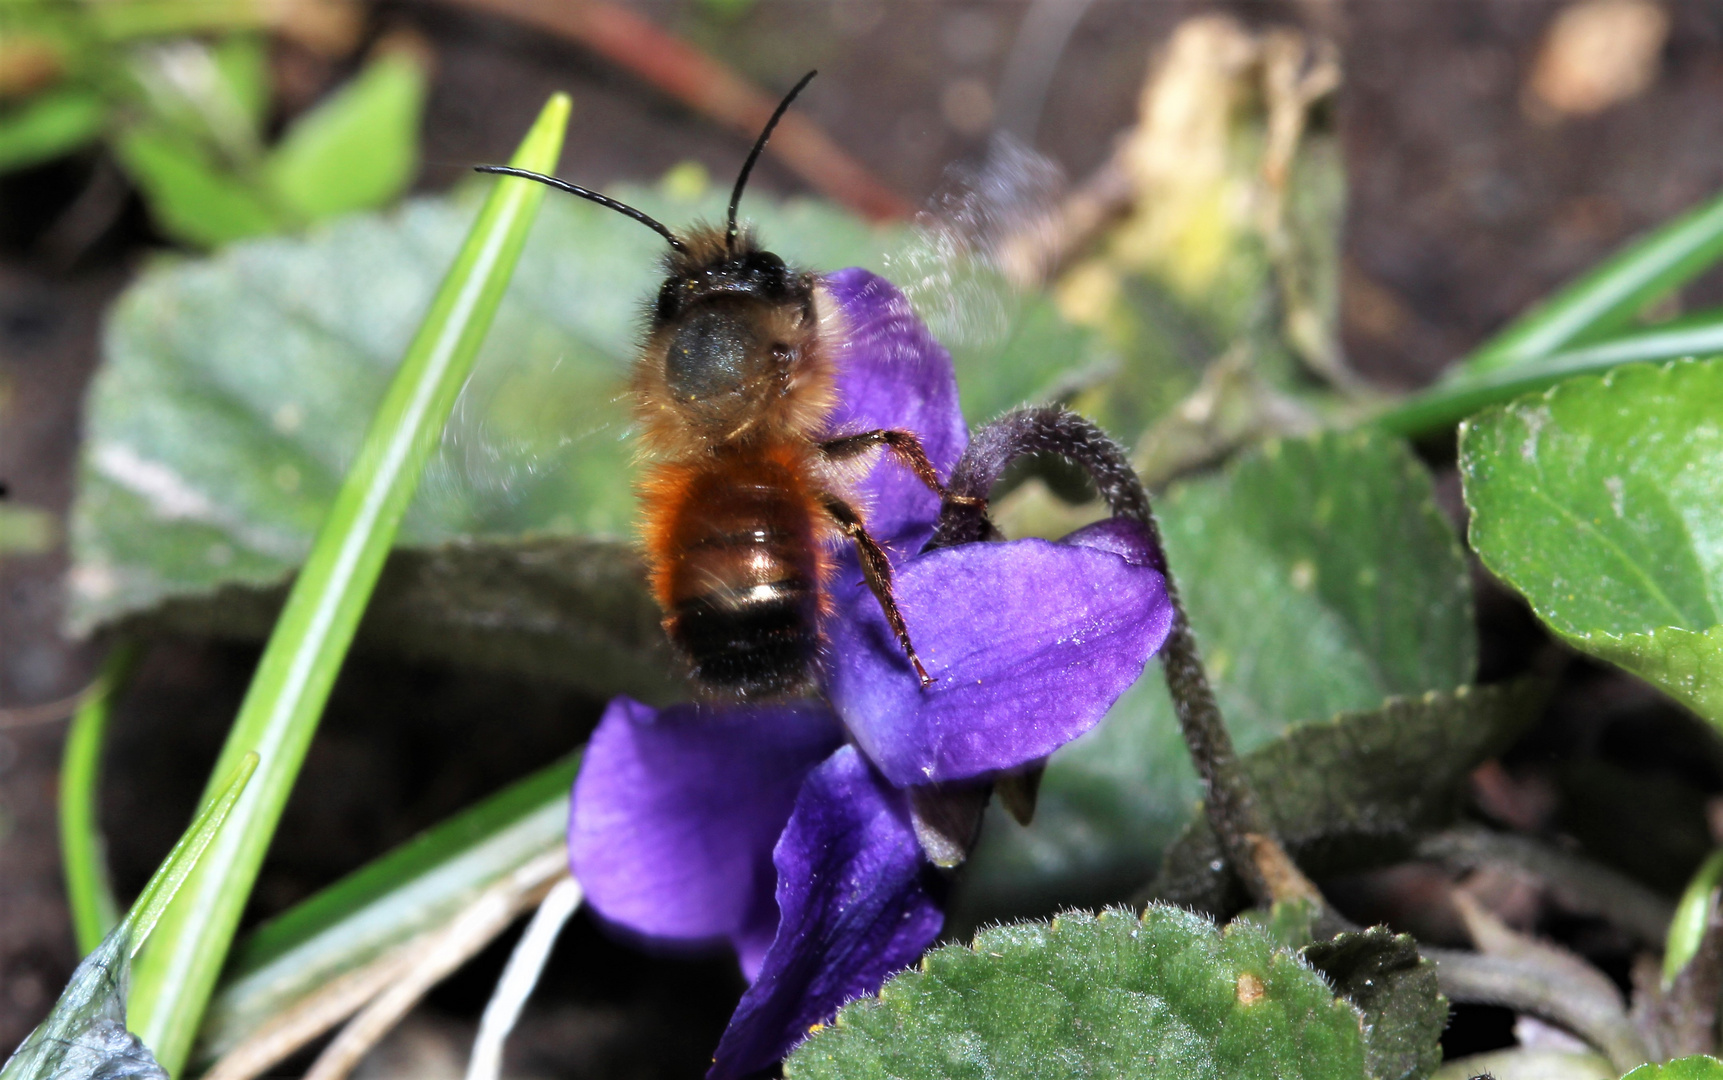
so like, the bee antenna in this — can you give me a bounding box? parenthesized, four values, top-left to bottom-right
(473, 166, 689, 254)
(727, 69, 817, 256)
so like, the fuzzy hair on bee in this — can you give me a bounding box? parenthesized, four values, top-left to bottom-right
(476, 71, 959, 699)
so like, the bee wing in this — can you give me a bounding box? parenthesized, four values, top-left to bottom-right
(419, 344, 637, 535)
(884, 134, 1068, 352)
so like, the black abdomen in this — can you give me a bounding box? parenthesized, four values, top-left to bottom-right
(663, 458, 821, 697)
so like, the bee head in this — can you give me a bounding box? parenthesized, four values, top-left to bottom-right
(472, 71, 824, 440)
(653, 244, 816, 428)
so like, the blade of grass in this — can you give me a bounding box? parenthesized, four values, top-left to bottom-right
(58, 642, 141, 954)
(126, 753, 260, 955)
(1374, 310, 1723, 436)
(126, 93, 572, 1073)
(1464, 187, 1723, 375)
(198, 754, 578, 1065)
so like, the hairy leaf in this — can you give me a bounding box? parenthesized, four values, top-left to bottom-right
(785, 906, 1368, 1080)
(1147, 681, 1543, 915)
(1460, 359, 1723, 723)
(1620, 1057, 1723, 1080)
(1303, 927, 1445, 1080)
(953, 429, 1476, 924)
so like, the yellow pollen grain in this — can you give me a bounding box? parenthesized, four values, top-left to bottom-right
(1236, 971, 1266, 1005)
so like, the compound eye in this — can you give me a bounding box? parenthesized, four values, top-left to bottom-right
(665, 307, 757, 403)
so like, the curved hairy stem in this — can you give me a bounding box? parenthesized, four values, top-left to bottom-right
(933, 406, 1290, 907)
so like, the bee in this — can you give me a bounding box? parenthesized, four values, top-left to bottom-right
(478, 72, 958, 699)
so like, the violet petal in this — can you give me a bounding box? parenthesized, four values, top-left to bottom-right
(826, 526, 1175, 787)
(821, 268, 967, 546)
(709, 746, 943, 1080)
(1059, 514, 1168, 573)
(568, 696, 843, 950)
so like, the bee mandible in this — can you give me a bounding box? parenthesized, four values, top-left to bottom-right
(478, 72, 962, 699)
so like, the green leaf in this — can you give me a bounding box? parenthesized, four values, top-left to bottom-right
(1664, 849, 1723, 984)
(210, 34, 269, 132)
(1459, 358, 1723, 723)
(1376, 309, 1723, 437)
(785, 906, 1368, 1080)
(1465, 186, 1723, 375)
(1621, 1057, 1723, 1080)
(1167, 431, 1477, 713)
(197, 753, 577, 1064)
(0, 87, 105, 173)
(1302, 928, 1445, 1080)
(1147, 681, 1544, 915)
(113, 125, 283, 247)
(1, 754, 254, 1080)
(265, 51, 426, 223)
(952, 429, 1476, 923)
(125, 94, 571, 1074)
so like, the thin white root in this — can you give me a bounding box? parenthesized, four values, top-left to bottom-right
(464, 875, 583, 1080)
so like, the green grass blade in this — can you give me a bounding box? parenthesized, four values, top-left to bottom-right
(126, 752, 259, 957)
(1465, 187, 1723, 375)
(125, 93, 571, 1073)
(1374, 310, 1723, 436)
(198, 754, 578, 1063)
(58, 643, 140, 954)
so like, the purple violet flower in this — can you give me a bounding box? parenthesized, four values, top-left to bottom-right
(568, 269, 1175, 1079)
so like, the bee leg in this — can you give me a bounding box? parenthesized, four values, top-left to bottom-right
(818, 429, 985, 508)
(819, 493, 934, 688)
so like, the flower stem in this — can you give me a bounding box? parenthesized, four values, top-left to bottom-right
(935, 406, 1287, 907)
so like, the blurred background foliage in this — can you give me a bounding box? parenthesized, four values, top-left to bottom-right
(1, 0, 425, 247)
